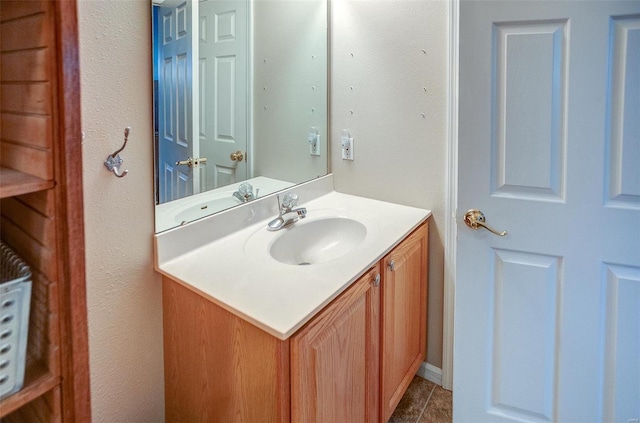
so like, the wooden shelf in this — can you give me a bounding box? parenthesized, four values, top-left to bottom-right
(0, 362, 60, 417)
(0, 167, 55, 199)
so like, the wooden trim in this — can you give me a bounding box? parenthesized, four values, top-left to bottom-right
(52, 0, 91, 421)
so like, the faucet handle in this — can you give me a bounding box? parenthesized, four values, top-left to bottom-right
(238, 182, 254, 197)
(281, 193, 299, 210)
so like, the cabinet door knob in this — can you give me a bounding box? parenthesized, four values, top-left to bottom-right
(374, 274, 380, 287)
(388, 260, 395, 271)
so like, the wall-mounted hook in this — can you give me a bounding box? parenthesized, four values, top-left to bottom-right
(111, 127, 130, 157)
(104, 127, 130, 178)
(104, 154, 128, 177)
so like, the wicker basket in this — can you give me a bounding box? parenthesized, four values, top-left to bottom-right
(0, 241, 32, 400)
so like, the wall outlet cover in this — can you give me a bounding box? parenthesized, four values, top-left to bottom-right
(341, 134, 354, 160)
(310, 134, 321, 156)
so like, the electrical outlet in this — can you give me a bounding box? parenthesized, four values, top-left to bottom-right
(309, 128, 321, 156)
(310, 135, 320, 156)
(341, 131, 354, 160)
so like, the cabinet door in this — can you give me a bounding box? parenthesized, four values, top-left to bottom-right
(381, 223, 428, 422)
(291, 265, 381, 423)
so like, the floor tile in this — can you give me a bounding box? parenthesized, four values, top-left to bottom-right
(418, 385, 452, 423)
(388, 376, 436, 423)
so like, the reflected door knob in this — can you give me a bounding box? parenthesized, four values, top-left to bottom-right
(230, 150, 244, 162)
(175, 157, 208, 168)
(463, 209, 507, 236)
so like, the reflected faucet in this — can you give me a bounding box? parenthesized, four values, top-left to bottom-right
(267, 193, 307, 231)
(233, 182, 259, 203)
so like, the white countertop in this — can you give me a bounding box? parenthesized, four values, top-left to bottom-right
(155, 187, 430, 340)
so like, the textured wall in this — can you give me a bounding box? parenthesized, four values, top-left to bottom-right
(78, 0, 165, 421)
(77, 0, 448, 420)
(331, 0, 448, 367)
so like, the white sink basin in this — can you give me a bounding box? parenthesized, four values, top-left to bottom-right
(269, 217, 367, 265)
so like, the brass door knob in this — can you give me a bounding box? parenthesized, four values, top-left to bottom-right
(463, 209, 507, 236)
(230, 150, 244, 162)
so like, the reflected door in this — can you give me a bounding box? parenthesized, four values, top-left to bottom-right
(455, 1, 640, 422)
(199, 0, 248, 190)
(157, 1, 198, 203)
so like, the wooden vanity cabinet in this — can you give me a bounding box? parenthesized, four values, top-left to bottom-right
(291, 265, 381, 423)
(162, 221, 428, 423)
(381, 223, 429, 422)
(163, 279, 291, 423)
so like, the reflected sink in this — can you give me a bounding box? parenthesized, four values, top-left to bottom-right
(270, 218, 367, 265)
(175, 197, 239, 223)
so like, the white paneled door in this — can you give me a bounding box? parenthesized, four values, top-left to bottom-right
(199, 0, 248, 190)
(455, 1, 640, 422)
(157, 1, 199, 203)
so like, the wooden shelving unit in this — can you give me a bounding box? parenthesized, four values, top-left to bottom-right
(0, 0, 90, 421)
(0, 363, 60, 417)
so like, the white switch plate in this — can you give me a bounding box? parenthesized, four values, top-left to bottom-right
(341, 136, 354, 160)
(309, 128, 321, 156)
(310, 134, 321, 156)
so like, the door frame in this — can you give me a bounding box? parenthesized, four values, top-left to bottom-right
(442, 0, 459, 392)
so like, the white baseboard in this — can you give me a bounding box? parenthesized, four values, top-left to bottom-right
(416, 362, 443, 386)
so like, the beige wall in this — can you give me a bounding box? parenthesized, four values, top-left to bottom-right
(78, 0, 165, 420)
(331, 0, 448, 367)
(77, 0, 448, 420)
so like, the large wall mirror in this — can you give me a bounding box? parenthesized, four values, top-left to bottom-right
(152, 0, 329, 232)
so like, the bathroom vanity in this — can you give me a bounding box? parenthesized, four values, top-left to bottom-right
(155, 178, 430, 422)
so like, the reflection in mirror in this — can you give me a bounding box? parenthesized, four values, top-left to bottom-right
(152, 0, 329, 232)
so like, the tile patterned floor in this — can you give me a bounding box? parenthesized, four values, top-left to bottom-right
(388, 376, 452, 423)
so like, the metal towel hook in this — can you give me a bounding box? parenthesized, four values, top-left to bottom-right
(104, 127, 130, 178)
(111, 127, 130, 157)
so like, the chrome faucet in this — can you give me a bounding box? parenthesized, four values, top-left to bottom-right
(267, 193, 307, 231)
(232, 182, 259, 203)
